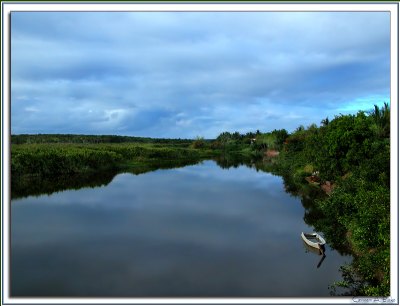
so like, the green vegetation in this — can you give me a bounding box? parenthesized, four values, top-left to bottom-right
(273, 103, 390, 296)
(12, 143, 123, 177)
(11, 130, 281, 179)
(11, 142, 214, 178)
(11, 134, 195, 146)
(11, 139, 217, 199)
(213, 129, 288, 157)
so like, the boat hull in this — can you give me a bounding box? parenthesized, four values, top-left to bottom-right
(301, 232, 326, 250)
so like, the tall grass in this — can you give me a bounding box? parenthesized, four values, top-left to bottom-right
(11, 143, 212, 177)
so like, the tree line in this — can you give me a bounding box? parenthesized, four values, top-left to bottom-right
(11, 134, 194, 146)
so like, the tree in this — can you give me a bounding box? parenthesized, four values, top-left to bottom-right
(321, 117, 330, 127)
(369, 103, 390, 138)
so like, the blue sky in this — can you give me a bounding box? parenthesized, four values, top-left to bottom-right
(11, 11, 390, 138)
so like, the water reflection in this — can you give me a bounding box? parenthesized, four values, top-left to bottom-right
(11, 157, 265, 200)
(11, 159, 202, 200)
(11, 160, 350, 297)
(11, 170, 118, 200)
(302, 241, 327, 269)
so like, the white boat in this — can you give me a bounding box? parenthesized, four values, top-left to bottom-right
(301, 232, 326, 254)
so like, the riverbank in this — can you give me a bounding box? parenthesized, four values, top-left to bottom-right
(267, 106, 390, 296)
(11, 142, 216, 177)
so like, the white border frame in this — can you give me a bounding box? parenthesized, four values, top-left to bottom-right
(1, 2, 398, 305)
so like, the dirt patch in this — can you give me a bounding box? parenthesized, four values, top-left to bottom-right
(305, 175, 320, 185)
(321, 181, 335, 195)
(265, 149, 279, 157)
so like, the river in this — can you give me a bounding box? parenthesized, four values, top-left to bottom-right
(11, 160, 350, 297)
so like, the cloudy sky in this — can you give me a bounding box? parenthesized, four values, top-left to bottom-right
(11, 11, 390, 138)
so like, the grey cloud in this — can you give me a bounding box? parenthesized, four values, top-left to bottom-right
(11, 11, 390, 137)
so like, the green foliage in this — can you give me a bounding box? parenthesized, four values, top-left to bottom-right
(329, 264, 366, 296)
(215, 131, 256, 155)
(11, 142, 214, 178)
(369, 102, 390, 138)
(253, 129, 288, 151)
(214, 129, 288, 157)
(11, 134, 195, 146)
(191, 136, 208, 149)
(314, 112, 376, 179)
(11, 144, 123, 176)
(275, 104, 390, 296)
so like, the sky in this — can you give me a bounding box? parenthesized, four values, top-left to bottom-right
(11, 11, 390, 139)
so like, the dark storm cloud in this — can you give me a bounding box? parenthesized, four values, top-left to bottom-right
(11, 11, 390, 137)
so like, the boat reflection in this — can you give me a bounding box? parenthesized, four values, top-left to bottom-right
(302, 241, 327, 269)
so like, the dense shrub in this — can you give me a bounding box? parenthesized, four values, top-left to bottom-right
(11, 144, 123, 176)
(11, 143, 209, 177)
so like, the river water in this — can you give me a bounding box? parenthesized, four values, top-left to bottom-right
(11, 160, 350, 297)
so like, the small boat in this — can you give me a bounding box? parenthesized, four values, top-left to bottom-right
(301, 232, 326, 254)
(302, 241, 322, 255)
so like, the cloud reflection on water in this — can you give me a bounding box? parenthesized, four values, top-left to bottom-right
(11, 161, 350, 297)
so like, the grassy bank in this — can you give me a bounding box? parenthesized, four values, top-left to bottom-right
(11, 142, 216, 178)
